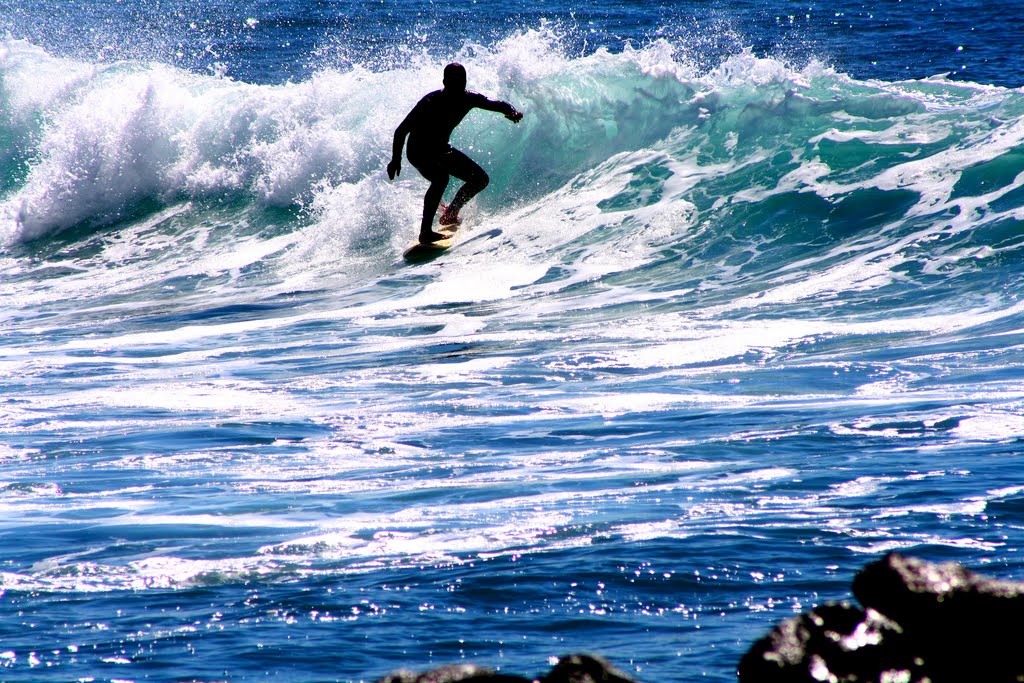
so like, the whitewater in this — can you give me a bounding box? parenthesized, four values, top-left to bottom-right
(3, 3, 1024, 681)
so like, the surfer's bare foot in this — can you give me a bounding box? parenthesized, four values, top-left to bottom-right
(420, 231, 449, 244)
(438, 210, 461, 227)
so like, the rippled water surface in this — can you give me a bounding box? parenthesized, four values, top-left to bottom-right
(2, 1, 1024, 680)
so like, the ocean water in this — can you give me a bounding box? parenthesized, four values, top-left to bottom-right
(2, 1, 1024, 680)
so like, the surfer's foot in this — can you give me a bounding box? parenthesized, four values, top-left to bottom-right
(420, 230, 449, 244)
(438, 210, 461, 227)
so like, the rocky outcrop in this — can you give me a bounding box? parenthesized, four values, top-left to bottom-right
(739, 553, 1024, 682)
(376, 555, 1024, 683)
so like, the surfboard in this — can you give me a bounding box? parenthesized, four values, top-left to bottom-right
(402, 225, 458, 261)
(402, 204, 462, 262)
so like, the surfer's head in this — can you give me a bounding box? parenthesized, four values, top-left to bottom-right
(443, 62, 467, 92)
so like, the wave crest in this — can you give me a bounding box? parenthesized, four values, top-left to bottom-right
(2, 25, 1024, 323)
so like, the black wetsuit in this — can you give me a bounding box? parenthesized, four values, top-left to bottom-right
(391, 85, 520, 241)
(403, 89, 493, 197)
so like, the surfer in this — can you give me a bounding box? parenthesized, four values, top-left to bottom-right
(387, 62, 524, 244)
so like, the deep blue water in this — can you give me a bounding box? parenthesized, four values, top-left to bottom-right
(3, 1, 1024, 681)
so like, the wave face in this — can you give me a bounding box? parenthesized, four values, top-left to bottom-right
(4, 29, 1024, 317)
(3, 13, 1024, 683)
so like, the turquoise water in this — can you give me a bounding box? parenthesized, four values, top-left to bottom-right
(2, 2, 1024, 680)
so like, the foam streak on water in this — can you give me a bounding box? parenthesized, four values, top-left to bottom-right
(2, 13, 1024, 683)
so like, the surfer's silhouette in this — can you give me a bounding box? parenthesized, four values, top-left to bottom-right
(387, 63, 524, 243)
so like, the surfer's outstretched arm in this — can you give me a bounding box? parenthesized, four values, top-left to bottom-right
(477, 97, 524, 123)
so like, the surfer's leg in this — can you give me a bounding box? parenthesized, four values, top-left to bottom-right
(440, 149, 488, 224)
(412, 159, 451, 243)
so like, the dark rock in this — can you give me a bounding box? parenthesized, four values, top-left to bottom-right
(377, 654, 637, 683)
(377, 663, 530, 683)
(739, 553, 1024, 682)
(852, 553, 1024, 681)
(737, 601, 918, 682)
(540, 654, 637, 683)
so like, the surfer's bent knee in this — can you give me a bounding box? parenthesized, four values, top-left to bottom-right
(474, 170, 489, 192)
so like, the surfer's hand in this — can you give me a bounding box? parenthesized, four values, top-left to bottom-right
(387, 159, 401, 180)
(507, 110, 523, 124)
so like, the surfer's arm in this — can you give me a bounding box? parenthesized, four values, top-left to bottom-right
(388, 109, 417, 180)
(475, 94, 524, 123)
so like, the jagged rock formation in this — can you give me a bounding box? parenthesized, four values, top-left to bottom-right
(739, 553, 1024, 682)
(376, 555, 1024, 683)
